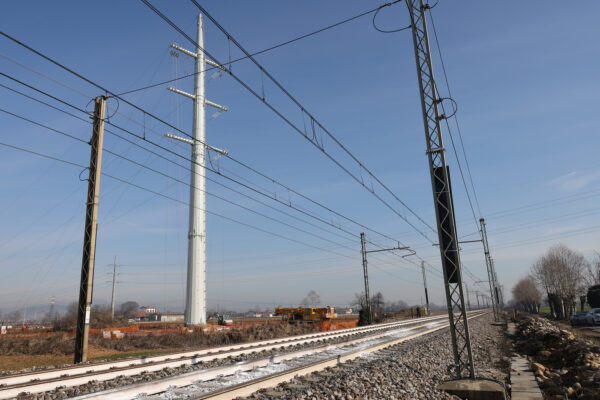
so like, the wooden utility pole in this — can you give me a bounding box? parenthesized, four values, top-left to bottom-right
(74, 96, 106, 364)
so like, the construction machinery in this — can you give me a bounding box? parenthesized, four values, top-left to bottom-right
(217, 314, 233, 326)
(274, 307, 337, 324)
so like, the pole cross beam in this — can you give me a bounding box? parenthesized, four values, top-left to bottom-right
(406, 0, 475, 378)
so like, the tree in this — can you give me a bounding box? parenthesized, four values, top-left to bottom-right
(583, 253, 600, 287)
(352, 292, 372, 326)
(302, 290, 320, 307)
(54, 302, 78, 331)
(383, 300, 408, 312)
(8, 310, 21, 322)
(531, 244, 588, 319)
(120, 301, 139, 317)
(511, 276, 541, 313)
(371, 292, 385, 315)
(353, 292, 367, 310)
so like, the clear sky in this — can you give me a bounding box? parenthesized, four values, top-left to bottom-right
(1, 1, 599, 316)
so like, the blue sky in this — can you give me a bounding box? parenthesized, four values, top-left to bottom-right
(1, 1, 599, 316)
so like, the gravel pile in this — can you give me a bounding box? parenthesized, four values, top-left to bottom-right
(14, 321, 428, 399)
(514, 316, 600, 399)
(240, 313, 507, 400)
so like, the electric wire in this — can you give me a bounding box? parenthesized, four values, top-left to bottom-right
(1, 59, 443, 275)
(428, 10, 481, 217)
(0, 139, 360, 261)
(2, 100, 424, 279)
(142, 0, 437, 243)
(117, 0, 404, 96)
(1, 103, 360, 258)
(0, 37, 428, 258)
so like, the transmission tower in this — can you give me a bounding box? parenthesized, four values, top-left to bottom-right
(166, 13, 228, 326)
(406, 0, 474, 378)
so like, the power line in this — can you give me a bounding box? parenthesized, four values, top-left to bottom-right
(1, 55, 443, 276)
(0, 138, 362, 261)
(10, 103, 433, 277)
(0, 107, 88, 144)
(141, 0, 437, 243)
(117, 0, 403, 96)
(0, 34, 427, 252)
(1, 104, 360, 257)
(423, 14, 479, 233)
(428, 7, 482, 218)
(0, 141, 86, 169)
(3, 102, 426, 279)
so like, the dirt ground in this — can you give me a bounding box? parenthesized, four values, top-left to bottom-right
(0, 344, 180, 371)
(554, 320, 600, 343)
(513, 314, 600, 399)
(0, 323, 322, 372)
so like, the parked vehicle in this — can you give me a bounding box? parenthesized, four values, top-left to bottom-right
(570, 311, 590, 326)
(589, 308, 600, 325)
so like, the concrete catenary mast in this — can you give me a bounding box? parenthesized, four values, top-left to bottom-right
(167, 14, 227, 326)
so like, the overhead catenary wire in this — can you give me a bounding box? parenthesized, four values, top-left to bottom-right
(0, 104, 358, 257)
(141, 0, 438, 244)
(1, 99, 423, 278)
(0, 139, 355, 261)
(3, 140, 431, 287)
(0, 71, 442, 276)
(117, 0, 404, 96)
(0, 37, 421, 250)
(428, 10, 481, 218)
(2, 39, 445, 280)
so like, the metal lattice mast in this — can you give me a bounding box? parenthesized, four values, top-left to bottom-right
(421, 261, 430, 315)
(480, 218, 498, 321)
(360, 233, 372, 324)
(406, 0, 475, 378)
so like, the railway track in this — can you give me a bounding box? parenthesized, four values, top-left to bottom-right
(1, 312, 483, 399)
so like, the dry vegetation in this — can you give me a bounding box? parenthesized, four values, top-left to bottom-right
(0, 323, 321, 372)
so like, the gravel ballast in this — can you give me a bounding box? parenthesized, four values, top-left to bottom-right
(13, 319, 434, 399)
(240, 313, 508, 400)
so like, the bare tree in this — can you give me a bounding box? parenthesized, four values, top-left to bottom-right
(583, 253, 600, 287)
(7, 310, 22, 323)
(512, 276, 541, 313)
(120, 301, 139, 318)
(531, 244, 588, 319)
(353, 292, 367, 309)
(302, 290, 320, 307)
(371, 292, 385, 314)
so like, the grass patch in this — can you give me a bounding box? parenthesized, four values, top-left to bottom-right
(90, 349, 178, 361)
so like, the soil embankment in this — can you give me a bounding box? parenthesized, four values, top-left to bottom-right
(513, 316, 600, 399)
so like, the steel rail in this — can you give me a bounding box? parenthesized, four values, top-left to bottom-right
(72, 312, 486, 400)
(0, 314, 459, 399)
(0, 314, 445, 385)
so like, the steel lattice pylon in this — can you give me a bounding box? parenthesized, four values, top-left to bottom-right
(406, 0, 475, 378)
(480, 218, 499, 321)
